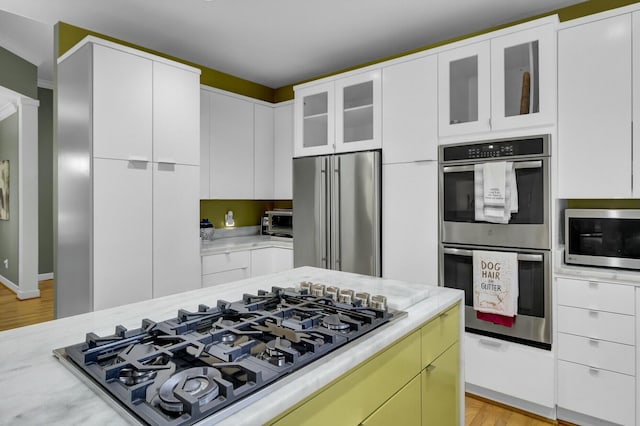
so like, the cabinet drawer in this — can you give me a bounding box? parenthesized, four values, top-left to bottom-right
(465, 333, 554, 408)
(558, 360, 635, 426)
(421, 304, 459, 368)
(557, 277, 635, 314)
(202, 251, 250, 274)
(558, 332, 635, 376)
(202, 268, 250, 287)
(557, 305, 635, 345)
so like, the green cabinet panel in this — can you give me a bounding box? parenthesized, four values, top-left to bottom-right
(422, 342, 460, 426)
(421, 304, 459, 368)
(268, 330, 422, 426)
(361, 374, 422, 426)
(266, 302, 462, 426)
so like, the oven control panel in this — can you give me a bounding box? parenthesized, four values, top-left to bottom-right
(467, 144, 514, 159)
(441, 136, 547, 162)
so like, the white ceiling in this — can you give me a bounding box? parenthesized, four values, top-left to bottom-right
(0, 0, 586, 89)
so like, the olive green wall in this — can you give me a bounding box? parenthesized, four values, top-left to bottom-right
(0, 46, 37, 99)
(200, 200, 292, 229)
(0, 112, 19, 285)
(38, 87, 53, 275)
(566, 199, 640, 209)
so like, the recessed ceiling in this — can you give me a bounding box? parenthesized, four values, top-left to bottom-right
(0, 0, 586, 88)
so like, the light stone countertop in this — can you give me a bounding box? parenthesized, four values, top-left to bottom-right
(0, 267, 463, 426)
(554, 247, 640, 286)
(200, 235, 293, 256)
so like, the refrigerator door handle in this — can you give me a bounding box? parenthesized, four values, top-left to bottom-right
(333, 156, 341, 270)
(372, 153, 381, 276)
(321, 158, 329, 269)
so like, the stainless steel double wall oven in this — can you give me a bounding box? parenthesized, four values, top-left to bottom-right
(439, 135, 552, 349)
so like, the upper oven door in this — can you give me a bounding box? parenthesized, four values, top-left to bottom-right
(440, 157, 550, 249)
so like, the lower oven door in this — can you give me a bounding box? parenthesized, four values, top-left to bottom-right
(440, 244, 551, 350)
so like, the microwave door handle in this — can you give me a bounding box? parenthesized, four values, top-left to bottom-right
(442, 160, 542, 174)
(442, 247, 543, 262)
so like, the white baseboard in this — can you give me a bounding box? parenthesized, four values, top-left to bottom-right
(38, 273, 54, 281)
(466, 383, 557, 420)
(0, 273, 41, 299)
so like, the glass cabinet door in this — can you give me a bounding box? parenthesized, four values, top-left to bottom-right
(335, 70, 381, 153)
(438, 41, 491, 137)
(294, 81, 335, 157)
(490, 23, 555, 130)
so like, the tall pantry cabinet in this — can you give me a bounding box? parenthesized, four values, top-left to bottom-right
(57, 37, 201, 318)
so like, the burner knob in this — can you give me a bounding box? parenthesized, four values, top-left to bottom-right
(311, 284, 326, 297)
(370, 295, 387, 311)
(338, 289, 355, 304)
(300, 281, 312, 295)
(325, 286, 340, 301)
(354, 292, 370, 307)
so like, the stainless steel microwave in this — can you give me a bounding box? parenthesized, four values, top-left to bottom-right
(262, 209, 293, 237)
(565, 209, 640, 270)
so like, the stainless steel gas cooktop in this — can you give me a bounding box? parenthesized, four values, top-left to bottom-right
(54, 283, 404, 425)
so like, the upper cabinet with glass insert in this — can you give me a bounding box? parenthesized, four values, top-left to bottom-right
(294, 70, 381, 157)
(438, 17, 557, 138)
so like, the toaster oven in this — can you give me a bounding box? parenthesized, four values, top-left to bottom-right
(262, 209, 293, 237)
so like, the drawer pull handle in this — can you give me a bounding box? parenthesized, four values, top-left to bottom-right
(426, 364, 436, 372)
(588, 310, 598, 316)
(589, 338, 599, 345)
(479, 338, 502, 348)
(588, 281, 598, 287)
(588, 367, 600, 375)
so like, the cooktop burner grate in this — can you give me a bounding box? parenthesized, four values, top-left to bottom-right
(54, 284, 403, 426)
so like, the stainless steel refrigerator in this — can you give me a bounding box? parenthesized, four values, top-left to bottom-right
(293, 150, 381, 276)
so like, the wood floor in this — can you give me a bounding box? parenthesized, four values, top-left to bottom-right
(1, 281, 571, 425)
(0, 279, 54, 331)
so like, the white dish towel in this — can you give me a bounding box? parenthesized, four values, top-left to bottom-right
(474, 162, 518, 223)
(472, 250, 518, 317)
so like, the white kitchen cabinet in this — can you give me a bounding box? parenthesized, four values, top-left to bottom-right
(152, 164, 201, 298)
(558, 13, 633, 198)
(382, 162, 437, 285)
(465, 333, 555, 410)
(57, 37, 201, 317)
(294, 70, 381, 158)
(558, 361, 635, 426)
(556, 276, 637, 425)
(382, 55, 438, 163)
(438, 17, 557, 139)
(92, 44, 152, 161)
(294, 81, 335, 157)
(93, 158, 153, 310)
(200, 90, 211, 198)
(251, 247, 293, 277)
(274, 102, 294, 199)
(254, 104, 275, 199)
(210, 92, 254, 199)
(202, 250, 251, 287)
(334, 70, 381, 153)
(438, 41, 491, 137)
(153, 61, 200, 166)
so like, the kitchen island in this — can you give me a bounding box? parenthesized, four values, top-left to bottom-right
(0, 267, 463, 425)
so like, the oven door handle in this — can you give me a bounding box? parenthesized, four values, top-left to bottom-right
(442, 160, 542, 173)
(442, 247, 543, 262)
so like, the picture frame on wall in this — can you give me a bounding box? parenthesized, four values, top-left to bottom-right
(0, 160, 8, 220)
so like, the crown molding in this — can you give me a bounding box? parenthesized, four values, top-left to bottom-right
(0, 103, 18, 122)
